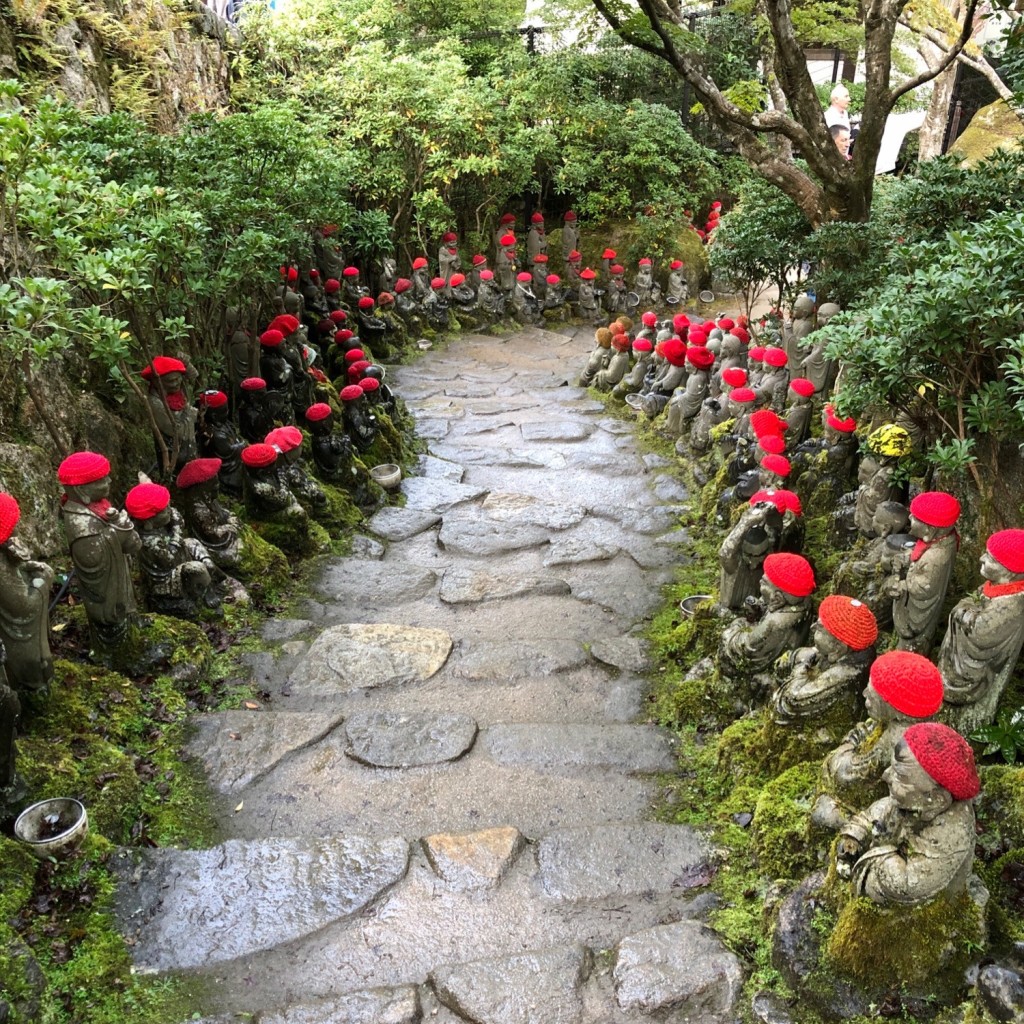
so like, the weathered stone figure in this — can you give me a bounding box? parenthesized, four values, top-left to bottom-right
(611, 337, 654, 399)
(717, 492, 786, 612)
(527, 212, 547, 261)
(783, 378, 815, 446)
(0, 492, 54, 701)
(143, 355, 197, 472)
(238, 377, 277, 445)
(266, 425, 326, 513)
(176, 458, 243, 572)
(853, 424, 912, 538)
(666, 260, 688, 304)
(197, 390, 245, 498)
(0, 641, 25, 815)
(241, 443, 306, 522)
(561, 211, 579, 261)
(936, 528, 1024, 734)
(835, 723, 979, 906)
(58, 451, 141, 650)
(785, 294, 816, 368)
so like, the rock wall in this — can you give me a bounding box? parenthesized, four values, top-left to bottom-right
(0, 0, 237, 129)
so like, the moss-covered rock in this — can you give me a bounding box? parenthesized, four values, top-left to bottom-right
(250, 510, 330, 559)
(752, 761, 820, 879)
(236, 523, 290, 604)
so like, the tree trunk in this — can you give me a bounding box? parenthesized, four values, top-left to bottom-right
(918, 40, 958, 161)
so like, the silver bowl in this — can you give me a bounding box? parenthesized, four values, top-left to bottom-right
(15, 798, 89, 859)
(370, 463, 402, 491)
(679, 595, 714, 618)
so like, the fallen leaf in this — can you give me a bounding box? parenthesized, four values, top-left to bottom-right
(243, 701, 260, 710)
(228, 732, 241, 741)
(234, 801, 244, 813)
(52, 623, 67, 633)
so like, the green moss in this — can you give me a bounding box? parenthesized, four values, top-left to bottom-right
(825, 888, 983, 988)
(236, 523, 290, 604)
(362, 409, 410, 469)
(251, 510, 329, 559)
(752, 761, 820, 879)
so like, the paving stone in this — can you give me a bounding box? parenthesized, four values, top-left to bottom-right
(520, 420, 594, 443)
(481, 492, 586, 530)
(589, 637, 652, 674)
(456, 418, 518, 436)
(444, 383, 495, 398)
(613, 920, 744, 1017)
(316, 561, 438, 605)
(543, 536, 620, 568)
(537, 824, 711, 900)
(408, 398, 466, 419)
(449, 639, 590, 680)
(343, 711, 478, 768)
(349, 535, 386, 560)
(400, 477, 488, 514)
(482, 724, 675, 772)
(437, 513, 550, 557)
(258, 986, 420, 1024)
(367, 507, 443, 541)
(439, 568, 570, 605)
(603, 681, 645, 722)
(422, 826, 525, 890)
(596, 418, 634, 435)
(290, 624, 453, 697)
(432, 945, 589, 1024)
(642, 454, 673, 468)
(416, 418, 451, 440)
(417, 455, 465, 481)
(115, 834, 409, 971)
(185, 711, 346, 793)
(568, 569, 668, 621)
(652, 474, 689, 502)
(465, 397, 537, 415)
(459, 368, 514, 383)
(262, 618, 315, 642)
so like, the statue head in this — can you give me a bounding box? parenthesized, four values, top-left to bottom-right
(885, 724, 979, 820)
(125, 482, 172, 531)
(58, 451, 113, 505)
(862, 649, 943, 724)
(266, 426, 303, 465)
(817, 301, 841, 326)
(760, 552, 815, 610)
(816, 595, 878, 665)
(176, 458, 222, 498)
(199, 390, 229, 424)
(728, 387, 756, 419)
(872, 500, 909, 538)
(792, 295, 814, 320)
(305, 403, 334, 436)
(908, 491, 960, 542)
(284, 291, 302, 316)
(981, 528, 1024, 585)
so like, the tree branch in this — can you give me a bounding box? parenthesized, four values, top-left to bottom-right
(889, 0, 980, 104)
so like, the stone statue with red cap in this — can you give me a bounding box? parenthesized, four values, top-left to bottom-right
(667, 260, 688, 306)
(594, 330, 632, 391)
(611, 337, 654, 400)
(266, 425, 326, 514)
(936, 528, 1024, 733)
(495, 235, 518, 295)
(0, 492, 54, 704)
(719, 552, 817, 696)
(835, 722, 979, 905)
(58, 451, 141, 652)
(176, 458, 243, 573)
(887, 491, 960, 656)
(815, 649, 945, 831)
(125, 482, 221, 618)
(772, 594, 878, 725)
(576, 267, 600, 320)
(665, 345, 715, 433)
(784, 294, 816, 369)
(240, 442, 308, 527)
(526, 212, 547, 261)
(560, 211, 579, 261)
(438, 232, 461, 284)
(634, 257, 655, 307)
(304, 403, 372, 506)
(143, 355, 197, 473)
(197, 390, 245, 498)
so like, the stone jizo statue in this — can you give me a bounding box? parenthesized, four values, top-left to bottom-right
(0, 492, 54, 702)
(238, 377, 277, 445)
(176, 458, 243, 573)
(0, 640, 26, 815)
(561, 211, 579, 261)
(835, 723, 979, 906)
(527, 212, 547, 261)
(241, 444, 307, 523)
(266, 425, 326, 513)
(936, 528, 1024, 734)
(717, 493, 785, 612)
(197, 390, 245, 498)
(143, 355, 197, 472)
(611, 337, 653, 399)
(888, 491, 960, 655)
(578, 328, 612, 388)
(58, 451, 141, 650)
(853, 424, 912, 539)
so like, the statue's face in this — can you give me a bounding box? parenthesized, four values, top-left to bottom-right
(863, 682, 886, 721)
(162, 372, 184, 393)
(858, 456, 880, 485)
(814, 623, 846, 661)
(75, 475, 112, 503)
(980, 551, 1015, 585)
(150, 507, 172, 530)
(908, 514, 932, 541)
(883, 739, 951, 815)
(760, 577, 785, 611)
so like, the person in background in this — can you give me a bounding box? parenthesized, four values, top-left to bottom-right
(831, 124, 851, 160)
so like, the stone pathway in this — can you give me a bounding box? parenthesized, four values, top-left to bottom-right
(113, 325, 743, 1023)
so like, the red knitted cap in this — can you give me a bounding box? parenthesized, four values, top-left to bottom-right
(642, 312, 657, 327)
(763, 552, 815, 597)
(329, 310, 347, 324)
(686, 347, 714, 370)
(240, 377, 266, 391)
(580, 268, 596, 280)
(729, 387, 756, 404)
(869, 650, 943, 717)
(309, 269, 320, 280)
(987, 529, 1024, 574)
(450, 273, 466, 286)
(199, 390, 228, 409)
(752, 488, 801, 516)
(241, 443, 278, 468)
(358, 296, 375, 310)
(750, 409, 786, 438)
(0, 493, 20, 544)
(759, 434, 786, 456)
(176, 458, 222, 490)
(670, 260, 683, 270)
(141, 355, 187, 380)
(731, 326, 750, 343)
(517, 272, 532, 283)
(774, 488, 802, 516)
(673, 314, 690, 331)
(760, 454, 791, 477)
(58, 451, 111, 486)
(717, 317, 735, 330)
(359, 377, 380, 392)
(602, 248, 616, 259)
(609, 265, 625, 275)
(266, 425, 303, 452)
(343, 266, 360, 278)
(270, 314, 300, 335)
(480, 270, 494, 281)
(442, 231, 457, 243)
(639, 257, 652, 266)
(431, 277, 446, 289)
(344, 349, 366, 363)
(306, 403, 333, 422)
(903, 722, 980, 800)
(825, 405, 857, 433)
(568, 250, 581, 261)
(286, 267, 298, 282)
(335, 329, 354, 343)
(910, 491, 961, 529)
(633, 338, 652, 353)
(412, 257, 428, 270)
(339, 385, 363, 401)
(500, 233, 517, 247)
(125, 482, 170, 520)
(722, 367, 747, 387)
(531, 212, 544, 223)
(564, 210, 577, 220)
(324, 278, 340, 293)
(748, 346, 766, 361)
(260, 329, 284, 347)
(546, 274, 560, 285)
(533, 254, 548, 264)
(763, 347, 787, 367)
(663, 338, 687, 367)
(789, 377, 815, 397)
(500, 213, 516, 224)
(750, 489, 787, 513)
(472, 254, 487, 266)
(818, 595, 878, 650)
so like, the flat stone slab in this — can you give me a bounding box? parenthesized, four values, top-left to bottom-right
(432, 945, 589, 1024)
(450, 639, 590, 680)
(408, 398, 466, 419)
(466, 397, 537, 415)
(367, 507, 442, 541)
(652, 474, 689, 502)
(589, 637, 652, 674)
(444, 383, 495, 398)
(316, 561, 437, 605)
(596, 417, 634, 435)
(520, 421, 594, 443)
(439, 568, 570, 605)
(291, 624, 453, 696)
(537, 824, 711, 900)
(481, 492, 586, 531)
(400, 476, 488, 514)
(422, 826, 525, 890)
(543, 534, 621, 567)
(613, 920, 744, 1017)
(416, 454, 465, 481)
(349, 535, 386, 560)
(415, 418, 451, 440)
(343, 711, 477, 768)
(437, 512, 550, 557)
(482, 724, 675, 772)
(458, 418, 518, 436)
(185, 711, 344, 794)
(116, 835, 409, 971)
(262, 618, 314, 642)
(259, 986, 420, 1024)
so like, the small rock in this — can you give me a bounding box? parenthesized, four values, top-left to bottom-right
(422, 826, 525, 890)
(652, 474, 689, 502)
(344, 711, 478, 768)
(752, 990, 796, 1024)
(439, 568, 570, 605)
(978, 965, 1024, 1023)
(642, 454, 672, 468)
(416, 454, 466, 481)
(613, 920, 744, 1016)
(589, 637, 651, 674)
(262, 618, 314, 642)
(281, 640, 307, 657)
(349, 535, 386, 560)
(732, 812, 754, 828)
